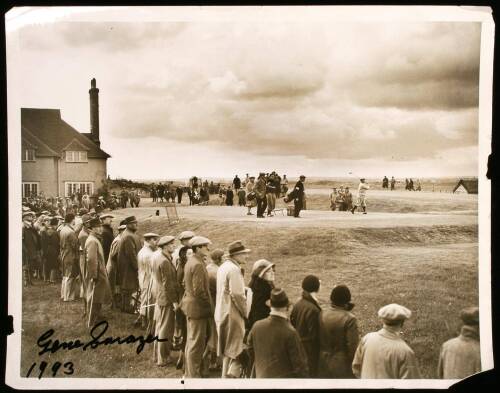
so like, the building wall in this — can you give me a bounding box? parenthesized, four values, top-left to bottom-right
(58, 158, 107, 196)
(22, 157, 58, 196)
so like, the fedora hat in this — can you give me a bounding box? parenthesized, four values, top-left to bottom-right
(266, 288, 290, 308)
(228, 240, 251, 256)
(124, 216, 138, 225)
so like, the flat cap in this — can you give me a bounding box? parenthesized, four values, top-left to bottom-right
(178, 231, 195, 241)
(189, 236, 212, 247)
(158, 235, 176, 247)
(378, 303, 412, 322)
(143, 232, 160, 239)
(79, 208, 89, 215)
(22, 206, 31, 212)
(460, 306, 479, 325)
(100, 214, 115, 220)
(22, 211, 35, 218)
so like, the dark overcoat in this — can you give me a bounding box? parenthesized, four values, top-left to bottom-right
(247, 315, 309, 378)
(317, 305, 359, 378)
(117, 228, 142, 292)
(290, 291, 322, 377)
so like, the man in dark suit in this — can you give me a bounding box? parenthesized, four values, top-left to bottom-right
(293, 175, 306, 218)
(117, 216, 142, 314)
(152, 235, 180, 366)
(247, 288, 309, 378)
(180, 236, 214, 377)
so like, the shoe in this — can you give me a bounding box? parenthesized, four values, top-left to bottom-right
(363, 212, 367, 214)
(246, 212, 252, 215)
(351, 208, 355, 214)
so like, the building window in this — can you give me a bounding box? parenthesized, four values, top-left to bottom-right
(22, 182, 39, 198)
(65, 182, 94, 197)
(22, 149, 36, 161)
(66, 151, 88, 163)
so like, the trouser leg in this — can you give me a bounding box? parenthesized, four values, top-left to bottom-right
(185, 318, 209, 378)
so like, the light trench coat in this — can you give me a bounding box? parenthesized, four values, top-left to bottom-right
(352, 327, 421, 379)
(214, 257, 247, 359)
(137, 245, 156, 316)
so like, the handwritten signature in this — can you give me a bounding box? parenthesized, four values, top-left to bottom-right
(37, 321, 167, 356)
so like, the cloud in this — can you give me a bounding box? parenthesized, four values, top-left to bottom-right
(14, 19, 481, 177)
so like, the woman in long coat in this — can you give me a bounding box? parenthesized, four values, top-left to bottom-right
(247, 260, 275, 331)
(317, 285, 359, 378)
(40, 217, 60, 283)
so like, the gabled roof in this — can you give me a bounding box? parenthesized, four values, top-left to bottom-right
(62, 138, 91, 151)
(21, 108, 111, 159)
(22, 126, 60, 157)
(453, 179, 478, 194)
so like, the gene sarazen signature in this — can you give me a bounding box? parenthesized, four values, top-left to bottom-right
(37, 321, 167, 356)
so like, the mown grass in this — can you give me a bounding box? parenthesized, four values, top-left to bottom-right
(22, 217, 478, 379)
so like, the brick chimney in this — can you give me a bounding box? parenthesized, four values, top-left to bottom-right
(89, 78, 100, 147)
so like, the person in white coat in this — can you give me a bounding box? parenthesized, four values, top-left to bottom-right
(215, 240, 250, 378)
(351, 178, 370, 215)
(137, 233, 160, 330)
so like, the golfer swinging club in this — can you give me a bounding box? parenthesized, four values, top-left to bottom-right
(351, 178, 370, 215)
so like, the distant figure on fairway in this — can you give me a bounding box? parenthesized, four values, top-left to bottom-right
(233, 175, 241, 191)
(437, 306, 481, 379)
(293, 175, 306, 218)
(351, 179, 369, 215)
(390, 176, 396, 190)
(382, 176, 389, 189)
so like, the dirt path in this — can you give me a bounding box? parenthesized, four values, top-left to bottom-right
(108, 204, 477, 229)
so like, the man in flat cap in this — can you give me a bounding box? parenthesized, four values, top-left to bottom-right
(137, 233, 160, 331)
(181, 236, 214, 377)
(292, 175, 306, 218)
(22, 211, 40, 287)
(352, 303, 420, 379)
(78, 214, 93, 315)
(100, 214, 115, 262)
(152, 235, 180, 366)
(106, 221, 127, 309)
(351, 178, 370, 215)
(215, 240, 250, 377)
(247, 288, 309, 378)
(59, 213, 80, 301)
(84, 217, 112, 329)
(172, 231, 195, 352)
(437, 306, 481, 379)
(117, 216, 142, 314)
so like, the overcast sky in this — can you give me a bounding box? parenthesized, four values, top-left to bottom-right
(8, 12, 481, 180)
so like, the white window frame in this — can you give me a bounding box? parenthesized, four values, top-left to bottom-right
(22, 182, 39, 198)
(65, 182, 94, 197)
(22, 148, 36, 162)
(65, 151, 88, 163)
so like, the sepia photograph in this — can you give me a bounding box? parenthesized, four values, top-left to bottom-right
(5, 5, 494, 389)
